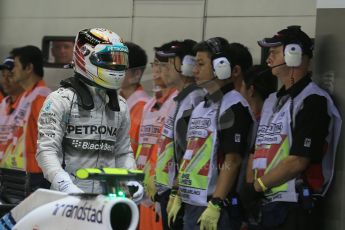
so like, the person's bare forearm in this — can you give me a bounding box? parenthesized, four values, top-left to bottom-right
(246, 154, 254, 183)
(213, 154, 242, 199)
(254, 155, 309, 192)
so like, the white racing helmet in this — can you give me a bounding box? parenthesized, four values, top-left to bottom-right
(73, 28, 129, 90)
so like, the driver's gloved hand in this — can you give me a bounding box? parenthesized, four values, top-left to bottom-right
(127, 181, 144, 204)
(51, 171, 84, 193)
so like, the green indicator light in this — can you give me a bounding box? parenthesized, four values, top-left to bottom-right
(117, 191, 125, 197)
(108, 193, 117, 199)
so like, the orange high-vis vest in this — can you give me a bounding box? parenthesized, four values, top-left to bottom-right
(127, 85, 151, 154)
(0, 92, 4, 103)
(0, 94, 23, 161)
(137, 88, 177, 230)
(0, 80, 51, 173)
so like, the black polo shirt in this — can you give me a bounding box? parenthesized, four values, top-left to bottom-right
(204, 83, 253, 157)
(276, 75, 330, 163)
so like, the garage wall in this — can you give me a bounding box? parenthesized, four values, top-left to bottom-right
(0, 0, 316, 90)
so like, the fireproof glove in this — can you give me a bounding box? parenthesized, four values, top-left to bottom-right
(127, 181, 144, 204)
(166, 194, 176, 214)
(239, 183, 263, 224)
(168, 195, 182, 227)
(197, 201, 221, 230)
(51, 171, 84, 193)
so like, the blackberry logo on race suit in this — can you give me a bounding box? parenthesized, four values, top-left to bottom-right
(63, 138, 115, 154)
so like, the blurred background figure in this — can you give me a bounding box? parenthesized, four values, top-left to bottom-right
(136, 43, 178, 230)
(0, 57, 20, 103)
(238, 65, 278, 212)
(0, 57, 25, 162)
(0, 57, 25, 113)
(228, 43, 253, 92)
(154, 39, 205, 230)
(0, 46, 51, 206)
(240, 64, 278, 121)
(120, 42, 151, 155)
(51, 40, 74, 64)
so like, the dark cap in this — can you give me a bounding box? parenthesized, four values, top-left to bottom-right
(0, 57, 14, 70)
(258, 25, 313, 57)
(155, 39, 196, 62)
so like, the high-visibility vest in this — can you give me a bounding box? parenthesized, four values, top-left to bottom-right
(126, 85, 151, 111)
(136, 89, 176, 230)
(0, 82, 51, 171)
(135, 90, 177, 170)
(0, 97, 18, 160)
(135, 89, 177, 197)
(178, 90, 253, 206)
(127, 86, 151, 154)
(155, 86, 205, 195)
(253, 82, 341, 203)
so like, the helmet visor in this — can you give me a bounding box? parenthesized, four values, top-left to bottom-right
(90, 45, 129, 71)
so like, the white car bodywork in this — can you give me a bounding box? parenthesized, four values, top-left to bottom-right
(11, 189, 138, 230)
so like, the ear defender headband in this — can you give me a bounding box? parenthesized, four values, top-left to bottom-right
(283, 28, 304, 67)
(284, 43, 302, 67)
(206, 38, 231, 80)
(180, 55, 196, 77)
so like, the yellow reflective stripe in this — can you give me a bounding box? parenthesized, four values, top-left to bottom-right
(1, 135, 25, 170)
(179, 135, 213, 189)
(0, 143, 14, 168)
(143, 162, 152, 186)
(12, 135, 25, 170)
(155, 140, 174, 186)
(265, 136, 289, 173)
(135, 144, 142, 160)
(76, 168, 102, 179)
(263, 137, 290, 194)
(270, 182, 288, 194)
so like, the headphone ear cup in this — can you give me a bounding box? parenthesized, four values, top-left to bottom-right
(180, 55, 195, 77)
(213, 57, 231, 80)
(284, 44, 302, 67)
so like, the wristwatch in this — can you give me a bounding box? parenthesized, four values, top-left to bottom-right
(210, 197, 224, 208)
